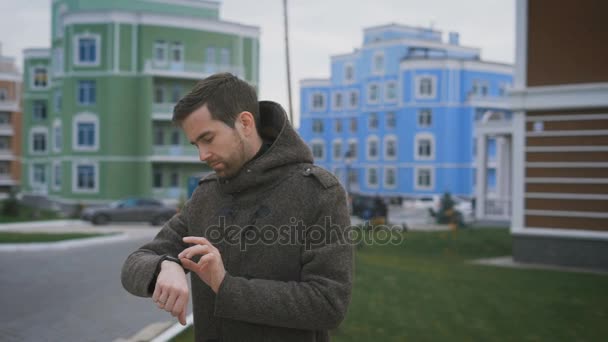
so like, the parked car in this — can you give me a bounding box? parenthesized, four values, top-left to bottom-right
(81, 198, 177, 225)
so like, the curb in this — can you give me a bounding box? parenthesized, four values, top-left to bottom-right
(0, 219, 85, 231)
(0, 232, 129, 252)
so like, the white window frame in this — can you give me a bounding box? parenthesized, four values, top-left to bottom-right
(372, 51, 385, 75)
(366, 135, 380, 161)
(414, 133, 435, 161)
(348, 90, 359, 109)
(154, 85, 165, 104)
(332, 91, 343, 111)
(219, 47, 231, 66)
(0, 88, 7, 101)
(367, 82, 380, 104)
(310, 92, 327, 112)
(33, 100, 47, 121)
(384, 166, 397, 189)
(153, 167, 163, 188)
(53, 119, 62, 153)
(77, 80, 96, 106)
(53, 47, 64, 75)
(334, 119, 342, 133)
(54, 90, 62, 113)
(310, 139, 325, 161)
(312, 119, 324, 134)
(52, 161, 62, 191)
(72, 161, 99, 194)
(73, 112, 99, 152)
(366, 167, 379, 188)
(369, 112, 379, 130)
(414, 166, 434, 190)
(332, 139, 343, 161)
(170, 42, 184, 65)
(384, 135, 398, 161)
(30, 163, 47, 187)
(417, 109, 432, 128)
(30, 126, 49, 155)
(346, 138, 358, 161)
(154, 40, 168, 66)
(385, 81, 398, 102)
(415, 75, 437, 99)
(344, 62, 355, 84)
(30, 65, 49, 90)
(386, 111, 397, 129)
(73, 33, 101, 67)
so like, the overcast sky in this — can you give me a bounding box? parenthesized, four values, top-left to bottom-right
(0, 0, 514, 126)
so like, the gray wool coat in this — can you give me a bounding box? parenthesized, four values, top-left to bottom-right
(121, 101, 354, 342)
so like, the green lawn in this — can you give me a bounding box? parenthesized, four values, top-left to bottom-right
(0, 201, 62, 223)
(172, 228, 608, 341)
(0, 231, 110, 243)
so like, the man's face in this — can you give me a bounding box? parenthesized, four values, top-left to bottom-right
(183, 104, 248, 178)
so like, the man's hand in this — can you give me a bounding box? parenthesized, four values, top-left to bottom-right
(152, 260, 189, 325)
(179, 237, 226, 294)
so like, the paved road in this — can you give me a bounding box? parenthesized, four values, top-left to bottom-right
(0, 226, 186, 342)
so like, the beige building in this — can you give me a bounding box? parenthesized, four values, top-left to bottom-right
(0, 44, 22, 196)
(510, 0, 608, 270)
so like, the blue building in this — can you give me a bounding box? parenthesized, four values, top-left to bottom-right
(299, 24, 513, 200)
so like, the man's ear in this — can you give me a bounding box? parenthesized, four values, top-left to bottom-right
(237, 111, 256, 135)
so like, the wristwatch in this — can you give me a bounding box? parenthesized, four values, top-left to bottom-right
(160, 254, 183, 267)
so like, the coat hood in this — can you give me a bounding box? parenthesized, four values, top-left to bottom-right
(206, 100, 313, 194)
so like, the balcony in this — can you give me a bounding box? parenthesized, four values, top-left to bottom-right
(144, 60, 245, 80)
(0, 149, 15, 161)
(150, 145, 199, 163)
(152, 103, 176, 121)
(466, 95, 510, 110)
(0, 175, 17, 187)
(0, 100, 19, 112)
(0, 124, 14, 136)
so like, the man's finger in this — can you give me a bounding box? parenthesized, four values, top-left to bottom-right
(178, 309, 186, 326)
(164, 291, 178, 313)
(178, 244, 210, 259)
(183, 236, 215, 247)
(180, 257, 200, 272)
(152, 283, 161, 303)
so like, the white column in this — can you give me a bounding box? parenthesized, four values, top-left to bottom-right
(475, 134, 487, 220)
(511, 112, 526, 232)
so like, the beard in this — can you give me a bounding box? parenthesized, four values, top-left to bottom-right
(217, 131, 248, 179)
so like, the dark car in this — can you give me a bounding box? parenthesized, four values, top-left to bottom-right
(81, 198, 177, 226)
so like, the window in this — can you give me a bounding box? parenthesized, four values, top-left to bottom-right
(206, 46, 216, 64)
(78, 80, 96, 105)
(415, 75, 436, 99)
(367, 83, 379, 103)
(415, 167, 433, 190)
(0, 88, 7, 101)
(472, 80, 489, 97)
(373, 52, 384, 74)
(367, 136, 379, 160)
(344, 63, 354, 82)
(154, 86, 164, 103)
(384, 167, 397, 188)
(350, 118, 357, 132)
(349, 91, 359, 108)
(32, 164, 46, 185)
(348, 168, 358, 185)
(311, 93, 325, 110)
(154, 40, 168, 65)
(347, 139, 358, 160)
(54, 90, 62, 112)
(171, 42, 183, 64)
(32, 67, 48, 89)
(333, 140, 342, 160)
(53, 120, 62, 152)
(75, 34, 100, 66)
(53, 48, 64, 75)
(311, 140, 325, 160)
(385, 81, 397, 101)
(415, 133, 435, 160)
(0, 137, 9, 150)
(332, 92, 343, 110)
(172, 85, 182, 103)
(171, 129, 180, 145)
(73, 113, 99, 151)
(384, 136, 397, 160)
(153, 168, 163, 188)
(53, 162, 61, 189)
(334, 119, 342, 133)
(170, 171, 179, 187)
(154, 127, 165, 145)
(33, 101, 47, 120)
(367, 168, 378, 187)
(220, 48, 230, 65)
(31, 130, 47, 153)
(312, 119, 324, 133)
(0, 113, 9, 124)
(418, 109, 432, 127)
(369, 113, 378, 129)
(74, 163, 97, 192)
(386, 112, 396, 129)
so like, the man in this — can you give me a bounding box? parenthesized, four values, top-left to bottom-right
(121, 73, 353, 342)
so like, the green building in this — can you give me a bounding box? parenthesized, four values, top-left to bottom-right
(22, 0, 259, 209)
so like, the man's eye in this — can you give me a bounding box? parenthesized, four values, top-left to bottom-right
(204, 137, 214, 143)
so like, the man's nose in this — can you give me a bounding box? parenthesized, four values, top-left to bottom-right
(198, 147, 211, 162)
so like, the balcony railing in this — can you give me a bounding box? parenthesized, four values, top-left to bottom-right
(0, 149, 14, 160)
(484, 198, 512, 219)
(152, 103, 177, 121)
(144, 60, 245, 79)
(0, 100, 19, 112)
(0, 124, 14, 136)
(0, 176, 17, 186)
(150, 145, 199, 163)
(466, 95, 510, 110)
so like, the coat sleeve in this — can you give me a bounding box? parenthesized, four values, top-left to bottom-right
(121, 207, 190, 297)
(213, 184, 354, 330)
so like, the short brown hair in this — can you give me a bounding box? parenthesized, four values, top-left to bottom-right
(172, 73, 259, 129)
